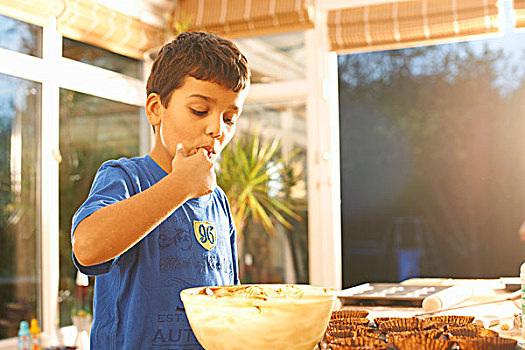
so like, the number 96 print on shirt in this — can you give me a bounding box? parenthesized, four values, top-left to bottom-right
(193, 221, 217, 251)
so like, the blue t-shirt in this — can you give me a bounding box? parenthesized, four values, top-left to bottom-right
(71, 155, 239, 350)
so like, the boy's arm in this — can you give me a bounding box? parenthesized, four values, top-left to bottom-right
(72, 147, 215, 267)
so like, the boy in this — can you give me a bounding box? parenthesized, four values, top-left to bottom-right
(71, 32, 250, 349)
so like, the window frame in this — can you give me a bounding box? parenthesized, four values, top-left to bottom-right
(0, 17, 146, 346)
(245, 27, 342, 291)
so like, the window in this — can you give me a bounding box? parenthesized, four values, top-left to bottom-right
(235, 101, 309, 284)
(0, 12, 146, 343)
(0, 15, 42, 57)
(0, 73, 41, 339)
(234, 32, 306, 83)
(232, 32, 310, 284)
(58, 90, 143, 326)
(63, 38, 142, 79)
(339, 26, 525, 287)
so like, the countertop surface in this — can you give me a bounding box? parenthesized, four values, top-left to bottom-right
(337, 278, 522, 343)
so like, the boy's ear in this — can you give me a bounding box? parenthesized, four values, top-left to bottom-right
(145, 93, 163, 128)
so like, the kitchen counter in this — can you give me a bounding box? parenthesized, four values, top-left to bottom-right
(337, 278, 522, 342)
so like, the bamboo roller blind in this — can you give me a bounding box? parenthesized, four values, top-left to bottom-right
(327, 0, 500, 54)
(173, 0, 314, 38)
(515, 0, 525, 28)
(0, 0, 163, 60)
(2, 0, 514, 58)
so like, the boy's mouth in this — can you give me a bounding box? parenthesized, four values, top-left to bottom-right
(199, 146, 216, 161)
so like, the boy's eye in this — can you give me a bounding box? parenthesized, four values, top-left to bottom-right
(224, 116, 236, 126)
(222, 113, 238, 125)
(191, 108, 208, 117)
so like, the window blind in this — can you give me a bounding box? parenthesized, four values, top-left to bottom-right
(327, 0, 500, 54)
(0, 0, 163, 59)
(173, 0, 314, 38)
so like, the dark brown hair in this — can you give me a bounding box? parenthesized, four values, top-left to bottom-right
(146, 31, 250, 107)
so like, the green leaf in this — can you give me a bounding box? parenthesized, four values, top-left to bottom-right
(216, 130, 304, 237)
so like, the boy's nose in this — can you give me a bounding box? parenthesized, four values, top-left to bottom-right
(206, 116, 224, 138)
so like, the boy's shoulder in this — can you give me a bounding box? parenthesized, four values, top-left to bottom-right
(99, 155, 150, 173)
(91, 155, 164, 196)
(95, 155, 158, 184)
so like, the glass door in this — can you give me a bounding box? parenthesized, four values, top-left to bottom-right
(58, 89, 143, 326)
(0, 73, 41, 339)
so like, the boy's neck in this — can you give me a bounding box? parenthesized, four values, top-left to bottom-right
(148, 137, 172, 174)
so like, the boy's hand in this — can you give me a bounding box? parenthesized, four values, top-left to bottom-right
(170, 143, 216, 198)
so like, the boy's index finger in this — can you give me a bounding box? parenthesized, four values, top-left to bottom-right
(176, 143, 187, 157)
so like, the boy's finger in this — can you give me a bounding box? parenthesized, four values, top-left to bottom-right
(198, 148, 214, 163)
(175, 143, 185, 157)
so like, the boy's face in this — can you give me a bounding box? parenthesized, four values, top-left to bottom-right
(146, 77, 248, 171)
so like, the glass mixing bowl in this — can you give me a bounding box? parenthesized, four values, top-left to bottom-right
(180, 284, 336, 350)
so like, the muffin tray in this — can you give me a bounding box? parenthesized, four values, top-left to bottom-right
(337, 283, 451, 306)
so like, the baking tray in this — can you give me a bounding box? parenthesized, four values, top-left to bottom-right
(337, 283, 452, 307)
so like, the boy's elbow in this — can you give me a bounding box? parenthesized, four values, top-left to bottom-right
(72, 226, 98, 267)
(73, 235, 91, 266)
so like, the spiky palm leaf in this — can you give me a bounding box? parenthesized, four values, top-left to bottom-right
(217, 132, 302, 236)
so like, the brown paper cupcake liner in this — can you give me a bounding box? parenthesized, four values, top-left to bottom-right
(386, 329, 443, 342)
(326, 324, 375, 332)
(328, 345, 387, 350)
(330, 318, 371, 327)
(324, 335, 349, 346)
(420, 316, 475, 331)
(445, 323, 482, 332)
(326, 328, 376, 338)
(331, 310, 370, 319)
(421, 322, 448, 332)
(422, 321, 481, 332)
(455, 336, 517, 350)
(378, 317, 423, 333)
(394, 334, 453, 350)
(328, 336, 388, 349)
(325, 328, 378, 344)
(328, 344, 388, 350)
(447, 327, 499, 340)
(424, 316, 475, 325)
(373, 317, 397, 327)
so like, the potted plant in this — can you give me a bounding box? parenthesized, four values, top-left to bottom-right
(217, 131, 302, 236)
(216, 131, 305, 282)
